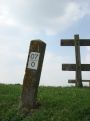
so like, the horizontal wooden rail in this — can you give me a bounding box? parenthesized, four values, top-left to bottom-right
(68, 80, 90, 83)
(62, 64, 90, 71)
(61, 40, 90, 46)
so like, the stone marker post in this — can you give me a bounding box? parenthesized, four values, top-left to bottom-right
(20, 40, 46, 113)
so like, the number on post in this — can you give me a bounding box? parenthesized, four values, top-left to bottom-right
(27, 52, 40, 70)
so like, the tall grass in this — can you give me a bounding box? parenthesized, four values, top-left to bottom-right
(0, 84, 90, 121)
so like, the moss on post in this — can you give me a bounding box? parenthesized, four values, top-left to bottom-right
(20, 40, 46, 113)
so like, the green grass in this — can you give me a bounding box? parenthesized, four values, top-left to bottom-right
(0, 84, 90, 121)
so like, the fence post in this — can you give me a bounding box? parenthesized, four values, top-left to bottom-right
(20, 40, 46, 113)
(61, 35, 90, 87)
(74, 35, 83, 87)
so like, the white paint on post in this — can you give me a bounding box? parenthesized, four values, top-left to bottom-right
(27, 52, 40, 70)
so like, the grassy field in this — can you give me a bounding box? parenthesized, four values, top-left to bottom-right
(0, 84, 90, 121)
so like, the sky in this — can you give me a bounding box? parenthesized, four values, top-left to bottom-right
(0, 0, 90, 86)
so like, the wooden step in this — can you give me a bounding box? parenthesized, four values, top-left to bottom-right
(68, 80, 90, 83)
(62, 64, 90, 71)
(61, 39, 90, 46)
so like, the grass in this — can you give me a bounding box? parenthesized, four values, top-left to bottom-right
(0, 84, 90, 121)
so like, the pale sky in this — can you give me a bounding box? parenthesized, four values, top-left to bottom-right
(0, 0, 90, 86)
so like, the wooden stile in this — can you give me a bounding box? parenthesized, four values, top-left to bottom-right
(61, 34, 90, 87)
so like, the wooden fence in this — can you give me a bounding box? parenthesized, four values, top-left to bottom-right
(61, 35, 90, 87)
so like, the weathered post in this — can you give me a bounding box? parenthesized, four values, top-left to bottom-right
(20, 40, 46, 113)
(61, 35, 90, 87)
(74, 35, 83, 87)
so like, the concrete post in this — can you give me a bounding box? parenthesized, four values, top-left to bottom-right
(20, 40, 46, 113)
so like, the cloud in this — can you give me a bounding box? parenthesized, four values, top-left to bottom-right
(0, 29, 30, 84)
(40, 51, 75, 86)
(79, 46, 90, 86)
(0, 3, 16, 27)
(0, 0, 90, 35)
(84, 47, 90, 64)
(0, 42, 75, 86)
(0, 0, 90, 87)
(0, 37, 27, 84)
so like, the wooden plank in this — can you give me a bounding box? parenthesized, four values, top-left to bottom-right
(61, 40, 90, 46)
(68, 80, 76, 83)
(74, 35, 83, 87)
(62, 64, 76, 71)
(68, 80, 90, 83)
(62, 64, 90, 71)
(81, 64, 90, 71)
(61, 39, 74, 46)
(83, 80, 90, 82)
